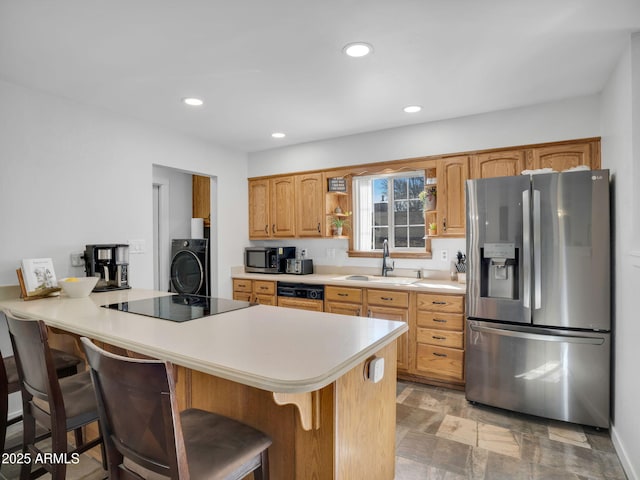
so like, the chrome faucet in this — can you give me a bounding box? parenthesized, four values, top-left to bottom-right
(381, 239, 394, 276)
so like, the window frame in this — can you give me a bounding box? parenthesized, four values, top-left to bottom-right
(351, 170, 428, 255)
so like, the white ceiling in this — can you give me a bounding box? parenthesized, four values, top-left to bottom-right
(1, 1, 639, 153)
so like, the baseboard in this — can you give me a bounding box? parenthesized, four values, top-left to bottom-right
(611, 424, 638, 480)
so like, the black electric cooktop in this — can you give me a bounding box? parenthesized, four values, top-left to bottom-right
(103, 295, 254, 322)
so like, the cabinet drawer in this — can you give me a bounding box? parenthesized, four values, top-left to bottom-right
(367, 289, 409, 308)
(416, 345, 464, 381)
(416, 312, 464, 331)
(233, 292, 252, 302)
(277, 297, 324, 312)
(233, 279, 252, 293)
(325, 301, 362, 317)
(253, 280, 275, 295)
(326, 285, 363, 303)
(417, 328, 464, 349)
(417, 293, 464, 313)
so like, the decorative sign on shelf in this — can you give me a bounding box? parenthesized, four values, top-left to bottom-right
(327, 177, 347, 192)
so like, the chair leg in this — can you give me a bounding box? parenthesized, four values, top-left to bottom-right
(253, 450, 270, 480)
(19, 414, 36, 480)
(73, 426, 84, 447)
(51, 424, 69, 480)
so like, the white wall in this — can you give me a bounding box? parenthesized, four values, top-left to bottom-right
(248, 95, 601, 273)
(601, 32, 640, 480)
(0, 79, 249, 299)
(248, 95, 600, 177)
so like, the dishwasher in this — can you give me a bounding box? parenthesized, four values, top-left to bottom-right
(276, 282, 324, 312)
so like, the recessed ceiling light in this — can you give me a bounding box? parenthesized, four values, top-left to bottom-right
(343, 42, 373, 58)
(182, 97, 204, 107)
(271, 132, 286, 139)
(403, 105, 422, 113)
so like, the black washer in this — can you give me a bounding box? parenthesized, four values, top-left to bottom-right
(169, 239, 210, 296)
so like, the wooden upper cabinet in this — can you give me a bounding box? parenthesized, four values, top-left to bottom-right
(471, 150, 525, 179)
(295, 173, 324, 237)
(270, 176, 296, 237)
(529, 141, 599, 171)
(192, 175, 211, 226)
(436, 156, 468, 237)
(248, 178, 271, 239)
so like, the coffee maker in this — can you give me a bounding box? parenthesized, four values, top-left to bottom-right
(84, 244, 130, 291)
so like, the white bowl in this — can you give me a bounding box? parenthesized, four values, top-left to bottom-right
(58, 277, 99, 298)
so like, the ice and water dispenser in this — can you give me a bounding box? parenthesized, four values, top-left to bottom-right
(480, 243, 518, 299)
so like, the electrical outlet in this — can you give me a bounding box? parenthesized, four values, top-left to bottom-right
(129, 239, 146, 254)
(70, 253, 84, 267)
(300, 249, 308, 257)
(440, 250, 448, 262)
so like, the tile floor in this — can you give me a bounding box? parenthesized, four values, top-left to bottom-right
(395, 380, 627, 479)
(1, 381, 628, 479)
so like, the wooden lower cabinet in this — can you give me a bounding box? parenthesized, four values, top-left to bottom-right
(277, 296, 323, 312)
(366, 289, 410, 373)
(324, 285, 363, 316)
(232, 278, 276, 305)
(412, 293, 465, 386)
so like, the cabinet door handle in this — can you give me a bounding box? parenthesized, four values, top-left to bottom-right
(433, 318, 448, 323)
(432, 336, 447, 340)
(367, 310, 372, 317)
(357, 309, 361, 316)
(433, 352, 448, 357)
(381, 296, 393, 301)
(317, 222, 321, 233)
(272, 224, 276, 234)
(337, 293, 348, 297)
(432, 301, 447, 305)
(264, 225, 268, 234)
(443, 218, 447, 231)
(259, 286, 268, 290)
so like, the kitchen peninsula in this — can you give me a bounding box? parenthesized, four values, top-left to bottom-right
(0, 287, 407, 479)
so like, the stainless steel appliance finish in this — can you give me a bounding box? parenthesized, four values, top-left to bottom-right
(285, 258, 314, 275)
(244, 246, 296, 274)
(465, 169, 611, 428)
(466, 320, 611, 428)
(84, 244, 131, 291)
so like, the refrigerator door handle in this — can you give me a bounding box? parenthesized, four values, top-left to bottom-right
(522, 190, 531, 309)
(469, 323, 605, 345)
(533, 189, 542, 310)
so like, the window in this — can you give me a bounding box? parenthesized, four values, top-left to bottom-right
(352, 171, 425, 251)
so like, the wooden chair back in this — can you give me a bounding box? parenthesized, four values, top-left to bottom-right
(81, 337, 189, 479)
(5, 313, 66, 425)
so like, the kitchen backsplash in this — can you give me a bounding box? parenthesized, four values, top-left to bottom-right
(248, 237, 466, 272)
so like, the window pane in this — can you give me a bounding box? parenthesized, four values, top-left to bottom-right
(395, 227, 408, 247)
(409, 199, 424, 224)
(394, 200, 408, 225)
(374, 202, 388, 226)
(408, 177, 425, 197)
(373, 178, 388, 203)
(374, 228, 388, 249)
(394, 178, 407, 199)
(409, 226, 426, 247)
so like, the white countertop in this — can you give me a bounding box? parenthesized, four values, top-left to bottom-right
(0, 288, 407, 394)
(233, 271, 466, 294)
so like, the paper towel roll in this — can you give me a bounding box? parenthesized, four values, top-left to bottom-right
(191, 218, 204, 239)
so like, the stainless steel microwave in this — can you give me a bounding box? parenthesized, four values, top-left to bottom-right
(244, 247, 296, 273)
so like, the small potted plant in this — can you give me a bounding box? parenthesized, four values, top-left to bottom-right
(428, 222, 437, 236)
(331, 211, 352, 236)
(418, 186, 437, 211)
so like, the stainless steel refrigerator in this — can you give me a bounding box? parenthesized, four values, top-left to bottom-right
(465, 169, 610, 428)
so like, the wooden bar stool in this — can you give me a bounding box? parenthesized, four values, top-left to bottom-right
(5, 312, 104, 480)
(81, 337, 272, 480)
(1, 312, 84, 458)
